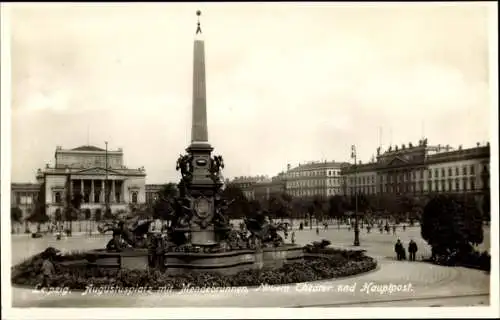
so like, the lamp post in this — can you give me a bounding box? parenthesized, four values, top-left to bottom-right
(105, 141, 109, 218)
(351, 145, 360, 246)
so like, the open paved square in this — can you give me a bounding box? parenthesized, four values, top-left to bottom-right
(11, 224, 490, 307)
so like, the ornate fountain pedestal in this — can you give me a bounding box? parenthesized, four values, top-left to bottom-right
(190, 224, 217, 246)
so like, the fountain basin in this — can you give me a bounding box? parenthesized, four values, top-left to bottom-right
(165, 245, 304, 275)
(84, 245, 304, 275)
(86, 249, 149, 270)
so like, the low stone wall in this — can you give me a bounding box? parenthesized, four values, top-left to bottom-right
(86, 249, 149, 270)
(85, 245, 304, 274)
(165, 245, 304, 275)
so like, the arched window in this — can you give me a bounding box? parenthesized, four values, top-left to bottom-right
(132, 192, 138, 204)
(55, 192, 61, 203)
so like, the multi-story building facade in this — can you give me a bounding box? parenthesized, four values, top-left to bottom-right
(253, 173, 287, 201)
(10, 183, 41, 219)
(286, 161, 348, 198)
(229, 175, 270, 200)
(145, 184, 164, 205)
(342, 139, 490, 199)
(17, 145, 147, 219)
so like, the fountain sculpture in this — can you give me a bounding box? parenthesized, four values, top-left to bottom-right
(85, 11, 303, 274)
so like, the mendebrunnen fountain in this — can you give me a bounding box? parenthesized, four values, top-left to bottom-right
(71, 11, 302, 275)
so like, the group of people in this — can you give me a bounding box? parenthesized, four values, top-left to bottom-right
(395, 239, 418, 261)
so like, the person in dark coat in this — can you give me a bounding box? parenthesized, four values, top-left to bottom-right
(408, 239, 418, 261)
(395, 239, 404, 260)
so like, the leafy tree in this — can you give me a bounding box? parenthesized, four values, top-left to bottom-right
(27, 183, 49, 232)
(54, 209, 63, 222)
(103, 207, 114, 220)
(84, 209, 91, 220)
(11, 207, 22, 223)
(248, 199, 262, 214)
(482, 192, 490, 221)
(94, 209, 102, 222)
(221, 184, 250, 219)
(327, 195, 347, 219)
(152, 183, 178, 220)
(11, 207, 23, 233)
(267, 193, 292, 220)
(421, 195, 484, 257)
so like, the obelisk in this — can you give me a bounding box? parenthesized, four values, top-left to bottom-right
(186, 10, 217, 246)
(191, 15, 209, 146)
(187, 10, 214, 187)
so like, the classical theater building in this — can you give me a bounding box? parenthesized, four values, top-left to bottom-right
(18, 145, 147, 219)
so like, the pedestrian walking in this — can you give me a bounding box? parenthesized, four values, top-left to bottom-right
(316, 226, 319, 235)
(408, 239, 418, 261)
(395, 239, 404, 261)
(392, 225, 396, 235)
(291, 231, 296, 245)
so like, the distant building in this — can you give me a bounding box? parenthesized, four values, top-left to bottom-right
(26, 145, 147, 219)
(253, 173, 287, 201)
(285, 161, 348, 199)
(341, 140, 490, 198)
(11, 183, 41, 220)
(229, 175, 270, 200)
(145, 184, 166, 205)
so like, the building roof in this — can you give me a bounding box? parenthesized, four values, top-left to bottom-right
(11, 183, 41, 191)
(288, 161, 349, 172)
(70, 145, 106, 152)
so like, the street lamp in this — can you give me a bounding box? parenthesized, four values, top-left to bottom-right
(351, 145, 360, 246)
(105, 141, 109, 217)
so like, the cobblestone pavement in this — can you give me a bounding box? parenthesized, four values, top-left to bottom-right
(10, 227, 491, 307)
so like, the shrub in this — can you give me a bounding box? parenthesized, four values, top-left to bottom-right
(12, 246, 377, 290)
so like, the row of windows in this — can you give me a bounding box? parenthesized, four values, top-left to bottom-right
(346, 164, 485, 186)
(289, 188, 341, 197)
(53, 191, 134, 204)
(429, 165, 479, 178)
(347, 177, 479, 195)
(288, 169, 341, 178)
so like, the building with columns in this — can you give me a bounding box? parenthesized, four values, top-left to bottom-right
(37, 145, 146, 219)
(341, 139, 490, 199)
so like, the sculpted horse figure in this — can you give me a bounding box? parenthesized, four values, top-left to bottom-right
(98, 218, 154, 251)
(244, 215, 290, 248)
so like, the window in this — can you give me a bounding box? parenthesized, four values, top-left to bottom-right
(429, 169, 432, 178)
(463, 178, 468, 190)
(463, 166, 467, 175)
(455, 179, 460, 191)
(455, 167, 459, 176)
(448, 180, 452, 191)
(132, 192, 138, 204)
(448, 168, 452, 176)
(470, 179, 475, 190)
(441, 168, 445, 177)
(412, 171, 416, 180)
(435, 169, 439, 178)
(420, 169, 424, 179)
(470, 165, 475, 175)
(428, 181, 433, 192)
(55, 192, 61, 203)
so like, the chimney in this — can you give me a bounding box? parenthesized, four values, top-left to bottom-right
(287, 163, 291, 171)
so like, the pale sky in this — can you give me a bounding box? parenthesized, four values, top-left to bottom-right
(9, 2, 493, 184)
